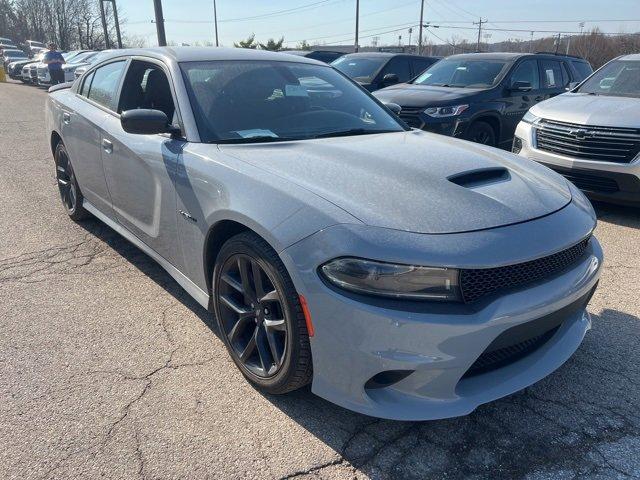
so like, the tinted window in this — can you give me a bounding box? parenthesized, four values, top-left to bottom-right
(571, 60, 593, 80)
(577, 60, 640, 98)
(541, 60, 565, 88)
(87, 61, 126, 110)
(510, 59, 540, 89)
(307, 51, 342, 63)
(411, 58, 436, 77)
(331, 56, 388, 83)
(414, 58, 509, 88)
(379, 57, 412, 83)
(180, 60, 405, 143)
(119, 60, 175, 121)
(80, 70, 95, 96)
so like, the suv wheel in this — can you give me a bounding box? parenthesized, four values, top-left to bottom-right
(212, 231, 313, 394)
(466, 121, 496, 147)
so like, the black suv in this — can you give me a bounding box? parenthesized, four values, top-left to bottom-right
(373, 52, 593, 148)
(331, 52, 440, 92)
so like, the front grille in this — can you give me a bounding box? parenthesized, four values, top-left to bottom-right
(463, 327, 559, 378)
(551, 168, 619, 193)
(535, 119, 640, 164)
(460, 237, 590, 303)
(398, 106, 424, 128)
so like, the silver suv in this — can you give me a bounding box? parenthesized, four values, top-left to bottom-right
(514, 54, 640, 206)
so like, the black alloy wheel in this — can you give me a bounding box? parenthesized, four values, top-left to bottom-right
(466, 121, 496, 147)
(54, 142, 90, 221)
(213, 232, 312, 394)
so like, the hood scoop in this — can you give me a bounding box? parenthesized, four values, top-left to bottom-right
(448, 167, 510, 189)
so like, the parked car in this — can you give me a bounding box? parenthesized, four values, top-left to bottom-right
(45, 47, 602, 421)
(35, 50, 93, 85)
(2, 48, 28, 70)
(331, 52, 440, 91)
(374, 52, 593, 148)
(0, 37, 13, 44)
(72, 49, 118, 79)
(7, 50, 46, 80)
(281, 50, 344, 64)
(514, 53, 640, 206)
(24, 39, 45, 56)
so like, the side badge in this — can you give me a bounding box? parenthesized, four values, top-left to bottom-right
(179, 210, 197, 223)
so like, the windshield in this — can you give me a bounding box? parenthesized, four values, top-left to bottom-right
(68, 51, 96, 64)
(413, 58, 509, 88)
(577, 60, 640, 98)
(4, 50, 26, 58)
(180, 60, 405, 143)
(331, 56, 388, 83)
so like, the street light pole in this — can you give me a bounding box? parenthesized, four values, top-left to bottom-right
(153, 0, 167, 47)
(110, 0, 123, 48)
(354, 0, 359, 52)
(213, 0, 219, 46)
(418, 0, 425, 55)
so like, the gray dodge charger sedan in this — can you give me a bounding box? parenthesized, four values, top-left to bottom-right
(45, 48, 602, 421)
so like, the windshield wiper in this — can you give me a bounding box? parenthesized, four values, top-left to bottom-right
(217, 136, 297, 144)
(313, 129, 397, 139)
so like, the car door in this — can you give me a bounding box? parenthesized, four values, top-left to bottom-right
(373, 56, 412, 90)
(60, 67, 116, 217)
(101, 58, 184, 267)
(502, 58, 544, 140)
(539, 59, 568, 100)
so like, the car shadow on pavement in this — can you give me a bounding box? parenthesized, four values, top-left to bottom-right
(593, 201, 640, 229)
(77, 218, 639, 479)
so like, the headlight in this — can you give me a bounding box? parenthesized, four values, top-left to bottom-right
(522, 111, 540, 124)
(424, 104, 469, 118)
(320, 257, 462, 301)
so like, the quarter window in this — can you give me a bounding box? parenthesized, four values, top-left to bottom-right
(86, 60, 127, 110)
(541, 60, 564, 88)
(79, 71, 95, 97)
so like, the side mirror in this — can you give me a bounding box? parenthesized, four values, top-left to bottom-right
(381, 73, 399, 86)
(566, 81, 580, 91)
(121, 109, 178, 135)
(510, 80, 532, 92)
(384, 102, 402, 115)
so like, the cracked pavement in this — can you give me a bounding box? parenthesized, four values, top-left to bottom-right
(1, 81, 639, 480)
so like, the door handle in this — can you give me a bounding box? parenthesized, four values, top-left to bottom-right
(102, 139, 113, 154)
(62, 112, 71, 124)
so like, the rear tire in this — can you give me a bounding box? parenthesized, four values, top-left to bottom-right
(466, 120, 496, 147)
(54, 142, 90, 221)
(212, 231, 313, 394)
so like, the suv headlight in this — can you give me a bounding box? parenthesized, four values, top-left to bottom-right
(320, 257, 461, 301)
(424, 104, 469, 118)
(522, 111, 540, 124)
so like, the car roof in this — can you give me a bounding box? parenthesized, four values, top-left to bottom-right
(339, 52, 424, 59)
(445, 52, 587, 62)
(618, 53, 640, 61)
(100, 47, 326, 66)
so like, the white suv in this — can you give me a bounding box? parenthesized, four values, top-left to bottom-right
(514, 54, 640, 206)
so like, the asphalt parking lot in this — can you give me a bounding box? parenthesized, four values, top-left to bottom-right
(0, 79, 639, 480)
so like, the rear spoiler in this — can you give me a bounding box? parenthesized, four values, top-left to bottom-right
(48, 81, 74, 93)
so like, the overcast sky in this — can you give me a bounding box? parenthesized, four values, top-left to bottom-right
(119, 0, 640, 48)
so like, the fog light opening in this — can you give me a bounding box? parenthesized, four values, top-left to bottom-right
(364, 370, 414, 390)
(512, 136, 523, 154)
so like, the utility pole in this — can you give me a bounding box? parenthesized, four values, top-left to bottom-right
(99, 0, 110, 49)
(153, 0, 167, 46)
(418, 0, 425, 55)
(529, 31, 534, 52)
(565, 35, 571, 54)
(109, 0, 123, 48)
(474, 18, 486, 53)
(354, 0, 359, 52)
(213, 0, 219, 46)
(408, 27, 412, 52)
(554, 32, 561, 54)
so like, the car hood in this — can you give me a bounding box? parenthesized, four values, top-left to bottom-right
(373, 84, 482, 107)
(531, 92, 640, 128)
(219, 130, 571, 234)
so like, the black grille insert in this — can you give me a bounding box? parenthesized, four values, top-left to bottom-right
(535, 119, 640, 164)
(460, 237, 590, 303)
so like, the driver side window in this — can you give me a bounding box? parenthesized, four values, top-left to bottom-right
(510, 60, 540, 90)
(118, 60, 176, 123)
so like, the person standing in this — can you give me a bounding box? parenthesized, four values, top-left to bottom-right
(44, 43, 65, 85)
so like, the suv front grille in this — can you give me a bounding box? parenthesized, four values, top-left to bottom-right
(398, 106, 424, 128)
(535, 119, 640, 164)
(460, 237, 590, 303)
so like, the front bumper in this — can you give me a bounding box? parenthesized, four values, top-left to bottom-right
(398, 109, 470, 139)
(515, 121, 640, 206)
(281, 200, 601, 420)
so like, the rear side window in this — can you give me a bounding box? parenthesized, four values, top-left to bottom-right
(86, 60, 127, 110)
(411, 58, 436, 77)
(80, 71, 95, 97)
(510, 59, 540, 89)
(541, 60, 565, 88)
(571, 60, 593, 80)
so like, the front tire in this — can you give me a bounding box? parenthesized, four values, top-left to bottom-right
(465, 120, 496, 147)
(212, 231, 313, 394)
(54, 142, 90, 221)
